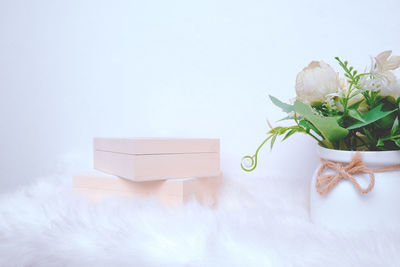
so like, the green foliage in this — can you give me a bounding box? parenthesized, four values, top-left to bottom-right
(347, 104, 396, 130)
(269, 95, 294, 113)
(335, 57, 360, 87)
(294, 100, 349, 146)
(377, 118, 400, 149)
(363, 90, 381, 107)
(347, 109, 365, 122)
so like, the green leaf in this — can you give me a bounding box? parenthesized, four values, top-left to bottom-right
(333, 115, 344, 124)
(376, 112, 396, 129)
(395, 139, 400, 147)
(277, 115, 295, 122)
(294, 100, 349, 144)
(282, 129, 297, 141)
(391, 117, 399, 136)
(269, 95, 294, 113)
(348, 99, 364, 110)
(270, 134, 277, 149)
(348, 109, 365, 122)
(299, 119, 323, 138)
(363, 128, 375, 144)
(377, 138, 385, 147)
(347, 104, 396, 130)
(299, 120, 310, 130)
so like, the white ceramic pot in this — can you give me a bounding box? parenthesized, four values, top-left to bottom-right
(310, 146, 400, 230)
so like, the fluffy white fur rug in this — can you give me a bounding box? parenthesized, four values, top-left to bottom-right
(1, 174, 399, 267)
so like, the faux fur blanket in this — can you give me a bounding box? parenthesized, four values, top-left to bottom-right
(0, 174, 399, 267)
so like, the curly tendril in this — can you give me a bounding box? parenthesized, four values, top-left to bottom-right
(241, 136, 271, 172)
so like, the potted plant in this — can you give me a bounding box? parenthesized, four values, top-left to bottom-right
(242, 51, 400, 229)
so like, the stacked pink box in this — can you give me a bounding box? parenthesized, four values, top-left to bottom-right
(73, 138, 223, 206)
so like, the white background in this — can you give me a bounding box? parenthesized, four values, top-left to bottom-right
(0, 0, 399, 193)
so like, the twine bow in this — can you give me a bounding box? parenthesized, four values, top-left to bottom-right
(316, 152, 400, 195)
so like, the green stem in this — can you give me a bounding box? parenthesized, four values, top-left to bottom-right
(241, 135, 271, 172)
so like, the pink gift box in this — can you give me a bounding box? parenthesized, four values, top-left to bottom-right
(73, 172, 223, 206)
(93, 138, 220, 181)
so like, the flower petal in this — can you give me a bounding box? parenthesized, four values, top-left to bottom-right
(386, 56, 400, 70)
(375, 50, 392, 64)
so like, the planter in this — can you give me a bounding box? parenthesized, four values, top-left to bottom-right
(310, 146, 400, 230)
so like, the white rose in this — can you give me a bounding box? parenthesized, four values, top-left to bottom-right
(295, 61, 341, 104)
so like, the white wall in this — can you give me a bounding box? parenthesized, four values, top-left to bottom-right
(1, 0, 399, 193)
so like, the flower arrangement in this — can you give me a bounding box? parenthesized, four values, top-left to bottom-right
(242, 50, 400, 172)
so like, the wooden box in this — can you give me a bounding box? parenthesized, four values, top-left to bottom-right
(93, 138, 220, 181)
(73, 171, 223, 206)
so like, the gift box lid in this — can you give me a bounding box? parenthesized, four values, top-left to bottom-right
(93, 138, 220, 155)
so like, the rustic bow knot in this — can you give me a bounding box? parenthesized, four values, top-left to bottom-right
(316, 152, 377, 195)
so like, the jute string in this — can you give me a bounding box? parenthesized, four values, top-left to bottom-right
(316, 152, 400, 195)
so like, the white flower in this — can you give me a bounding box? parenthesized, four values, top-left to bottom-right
(359, 76, 399, 98)
(295, 61, 341, 104)
(375, 50, 400, 72)
(360, 50, 400, 98)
